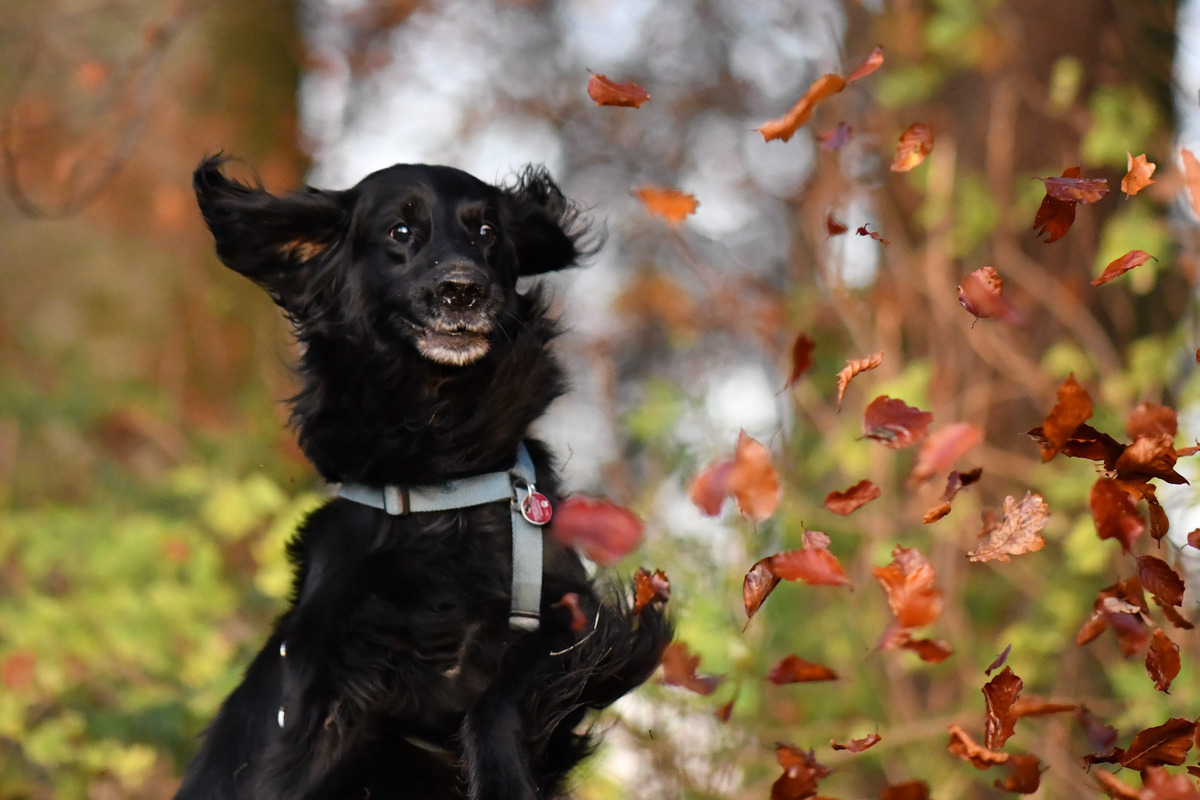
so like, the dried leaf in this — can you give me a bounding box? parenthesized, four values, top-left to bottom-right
(947, 723, 1010, 769)
(784, 333, 816, 389)
(1128, 403, 1178, 442)
(874, 546, 943, 628)
(983, 666, 1023, 750)
(900, 635, 954, 663)
(633, 186, 698, 225)
(1092, 250, 1156, 286)
(1038, 173, 1109, 203)
(771, 745, 832, 800)
(1028, 422, 1126, 467)
(817, 123, 853, 152)
(771, 544, 851, 587)
(825, 211, 849, 235)
(744, 557, 782, 622)
(1010, 697, 1077, 718)
(1032, 166, 1082, 243)
(880, 780, 931, 800)
(1121, 152, 1156, 197)
(633, 567, 670, 614)
(1115, 433, 1187, 484)
(1189, 529, 1200, 549)
(1090, 478, 1145, 552)
(767, 654, 839, 684)
(958, 266, 1023, 324)
(836, 351, 884, 410)
(845, 45, 884, 83)
(1137, 555, 1186, 609)
(689, 459, 734, 516)
(550, 496, 644, 566)
(993, 753, 1042, 794)
(1145, 629, 1180, 693)
(986, 644, 1012, 675)
(586, 73, 651, 108)
(910, 423, 983, 484)
(729, 431, 781, 522)
(830, 732, 882, 752)
(1041, 374, 1093, 461)
(967, 492, 1049, 563)
(1092, 769, 1138, 800)
(1182, 148, 1200, 218)
(891, 123, 934, 172)
(758, 73, 847, 142)
(824, 479, 882, 515)
(660, 642, 722, 695)
(856, 223, 890, 246)
(1120, 717, 1196, 770)
(715, 685, 739, 723)
(1142, 766, 1200, 798)
(863, 396, 933, 449)
(552, 592, 589, 633)
(924, 468, 983, 523)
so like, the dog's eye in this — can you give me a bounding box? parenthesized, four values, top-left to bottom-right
(477, 224, 496, 245)
(389, 224, 413, 243)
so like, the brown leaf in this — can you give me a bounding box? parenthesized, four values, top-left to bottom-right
(1028, 422, 1125, 467)
(993, 753, 1041, 794)
(586, 73, 650, 108)
(856, 223, 890, 246)
(729, 431, 781, 522)
(1145, 629, 1181, 693)
(836, 351, 884, 410)
(1115, 433, 1187, 484)
(958, 266, 1022, 324)
(660, 642, 722, 695)
(1077, 707, 1119, 755)
(824, 479, 882, 515)
(1128, 403, 1177, 441)
(910, 423, 983, 484)
(845, 45, 884, 83)
(1010, 697, 1077, 718)
(880, 780, 931, 800)
(1038, 173, 1109, 203)
(1092, 250, 1157, 286)
(1137, 555, 1186, 609)
(633, 186, 698, 225)
(983, 666, 1023, 750)
(1092, 769, 1139, 800)
(1120, 717, 1196, 770)
(784, 333, 816, 389)
(689, 459, 734, 516)
(900, 635, 954, 663)
(1041, 374, 1094, 461)
(817, 124, 853, 152)
(967, 492, 1049, 563)
(825, 211, 849, 235)
(924, 468, 983, 523)
(1, 651, 36, 692)
(985, 643, 1012, 675)
(1121, 152, 1156, 197)
(772, 744, 832, 800)
(874, 546, 944, 628)
(758, 74, 848, 142)
(891, 123, 934, 172)
(771, 544, 851, 587)
(831, 732, 882, 752)
(1032, 166, 1082, 243)
(863, 396, 933, 449)
(947, 723, 1010, 769)
(1141, 766, 1200, 799)
(549, 496, 644, 566)
(715, 685, 739, 723)
(1182, 148, 1200, 218)
(767, 654, 839, 684)
(1090, 478, 1145, 552)
(633, 567, 670, 614)
(744, 557, 782, 622)
(1189, 528, 1200, 549)
(552, 592, 589, 633)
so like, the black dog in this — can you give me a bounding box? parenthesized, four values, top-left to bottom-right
(176, 156, 671, 800)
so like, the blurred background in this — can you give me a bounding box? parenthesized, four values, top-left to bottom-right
(2, 0, 1199, 797)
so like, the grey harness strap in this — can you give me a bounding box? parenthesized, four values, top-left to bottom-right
(336, 444, 545, 631)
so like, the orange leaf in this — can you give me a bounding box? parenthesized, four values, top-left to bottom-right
(983, 666, 1023, 750)
(874, 546, 943, 628)
(899, 635, 954, 663)
(1089, 478, 1144, 552)
(909, 422, 982, 484)
(1121, 152, 1156, 197)
(1092, 249, 1156, 286)
(770, 545, 851, 587)
(880, 780, 931, 800)
(835, 350, 884, 410)
(549, 495, 644, 566)
(947, 723, 1010, 769)
(689, 459, 734, 516)
(1181, 148, 1200, 218)
(757, 73, 847, 142)
(831, 732, 882, 752)
(1145, 628, 1180, 693)
(890, 123, 934, 172)
(863, 395, 932, 449)
(728, 431, 781, 522)
(771, 745, 831, 800)
(783, 332, 815, 389)
(660, 642, 722, 695)
(823, 479, 881, 515)
(1127, 402, 1177, 441)
(967, 492, 1049, 563)
(633, 567, 670, 614)
(1040, 373, 1093, 461)
(633, 186, 698, 225)
(586, 73, 650, 108)
(993, 753, 1042, 794)
(766, 654, 839, 684)
(958, 266, 1022, 324)
(743, 557, 781, 621)
(845, 45, 884, 83)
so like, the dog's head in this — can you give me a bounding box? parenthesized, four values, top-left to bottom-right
(193, 156, 590, 366)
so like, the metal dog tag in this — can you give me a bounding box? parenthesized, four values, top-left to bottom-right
(520, 491, 553, 525)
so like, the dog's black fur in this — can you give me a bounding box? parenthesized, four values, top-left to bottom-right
(176, 156, 670, 800)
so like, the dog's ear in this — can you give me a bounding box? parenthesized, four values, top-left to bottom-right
(502, 167, 598, 276)
(193, 155, 347, 294)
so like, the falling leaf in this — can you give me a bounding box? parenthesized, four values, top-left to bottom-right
(824, 479, 882, 515)
(947, 723, 1011, 769)
(784, 333, 816, 389)
(1092, 250, 1156, 286)
(856, 223, 890, 246)
(825, 212, 849, 235)
(767, 654, 839, 684)
(1136, 555, 1186, 610)
(924, 468, 983, 523)
(891, 123, 934, 172)
(1037, 173, 1109, 203)
(880, 780, 931, 800)
(1092, 769, 1138, 800)
(967, 492, 1049, 563)
(863, 396, 933, 449)
(771, 542, 852, 587)
(758, 73, 847, 142)
(1181, 148, 1200, 218)
(728, 431, 781, 522)
(689, 459, 734, 516)
(744, 557, 782, 621)
(1128, 403, 1177, 441)
(958, 266, 1023, 324)
(830, 732, 882, 753)
(1077, 707, 1119, 754)
(553, 592, 589, 633)
(1032, 166, 1082, 243)
(1189, 529, 1200, 549)
(1119, 717, 1196, 770)
(899, 635, 954, 663)
(633, 186, 698, 225)
(993, 753, 1042, 794)
(1077, 577, 1151, 656)
(983, 667, 1023, 750)
(586, 73, 651, 108)
(874, 546, 944, 628)
(1040, 374, 1093, 461)
(1010, 697, 1077, 718)
(715, 685, 739, 722)
(910, 423, 983, 484)
(771, 744, 832, 800)
(660, 642, 722, 695)
(836, 350, 884, 410)
(986, 644, 1012, 675)
(817, 123, 853, 151)
(1114, 433, 1187, 484)
(1027, 422, 1124, 468)
(846, 45, 884, 82)
(633, 567, 670, 614)
(1145, 629, 1180, 693)
(550, 495, 644, 566)
(1121, 152, 1156, 197)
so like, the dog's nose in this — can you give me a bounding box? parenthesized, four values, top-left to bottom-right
(436, 279, 489, 309)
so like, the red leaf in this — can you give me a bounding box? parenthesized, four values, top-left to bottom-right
(633, 186, 698, 225)
(758, 74, 847, 142)
(689, 459, 734, 516)
(900, 635, 954, 663)
(743, 557, 781, 621)
(1142, 766, 1200, 798)
(891, 123, 934, 172)
(845, 45, 884, 83)
(771, 745, 832, 800)
(863, 395, 933, 449)
(986, 644, 1012, 675)
(910, 423, 983, 484)
(1128, 402, 1177, 441)
(825, 211, 849, 235)
(728, 431, 781, 522)
(1092, 250, 1156, 286)
(923, 467, 983, 523)
(856, 223, 890, 246)
(1041, 374, 1094, 461)
(633, 567, 670, 615)
(983, 666, 1023, 750)
(1119, 718, 1196, 770)
(586, 73, 650, 108)
(958, 266, 1023, 324)
(1121, 152, 1156, 197)
(1189, 528, 1200, 549)
(1115, 433, 1187, 484)
(1032, 166, 1083, 243)
(831, 732, 882, 752)
(874, 546, 943, 628)
(771, 545, 851, 587)
(784, 333, 816, 389)
(549, 495, 644, 566)
(836, 351, 884, 410)
(552, 592, 589, 633)
(715, 685, 739, 723)
(1145, 629, 1181, 693)
(880, 780, 931, 800)
(1092, 769, 1138, 800)
(817, 123, 853, 152)
(660, 642, 722, 696)
(967, 492, 1050, 563)
(1089, 478, 1145, 552)
(947, 723, 1010, 769)
(767, 654, 839, 684)
(1037, 173, 1109, 203)
(1137, 555, 1186, 609)
(993, 753, 1042, 794)
(824, 479, 881, 515)
(1028, 422, 1125, 467)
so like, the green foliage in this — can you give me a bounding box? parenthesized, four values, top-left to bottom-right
(1082, 86, 1163, 168)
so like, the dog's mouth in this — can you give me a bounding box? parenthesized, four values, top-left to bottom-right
(410, 320, 494, 367)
